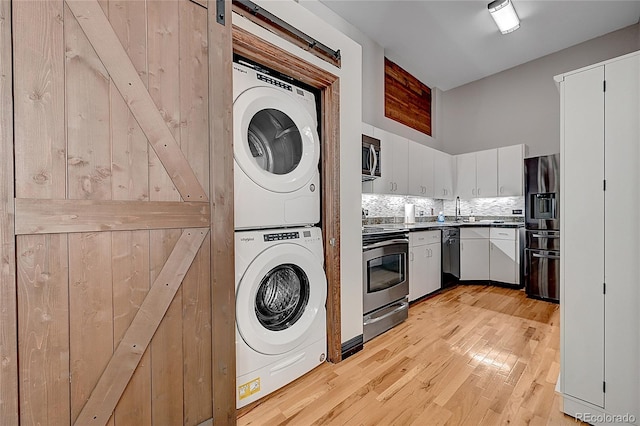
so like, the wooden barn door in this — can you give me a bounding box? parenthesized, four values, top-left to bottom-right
(8, 0, 234, 425)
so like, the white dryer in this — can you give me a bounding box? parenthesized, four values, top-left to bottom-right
(233, 61, 321, 230)
(235, 226, 327, 408)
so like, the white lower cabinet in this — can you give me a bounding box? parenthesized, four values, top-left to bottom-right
(409, 231, 441, 301)
(489, 228, 519, 285)
(461, 227, 520, 284)
(460, 228, 490, 281)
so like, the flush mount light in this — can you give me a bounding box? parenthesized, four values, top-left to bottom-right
(488, 0, 520, 34)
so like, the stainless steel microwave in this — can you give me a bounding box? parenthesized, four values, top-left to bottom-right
(362, 134, 381, 181)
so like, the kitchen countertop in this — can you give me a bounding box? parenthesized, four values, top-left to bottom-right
(364, 220, 524, 233)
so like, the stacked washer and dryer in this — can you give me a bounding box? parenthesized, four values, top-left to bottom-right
(232, 61, 327, 408)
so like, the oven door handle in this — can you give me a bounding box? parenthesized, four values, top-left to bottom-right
(531, 233, 560, 239)
(363, 301, 409, 326)
(363, 239, 409, 250)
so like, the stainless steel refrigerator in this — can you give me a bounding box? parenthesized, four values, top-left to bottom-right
(524, 154, 560, 303)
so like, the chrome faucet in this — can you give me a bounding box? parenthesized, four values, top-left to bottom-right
(455, 196, 461, 222)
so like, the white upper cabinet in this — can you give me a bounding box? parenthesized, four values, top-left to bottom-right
(498, 145, 525, 196)
(372, 128, 408, 194)
(457, 149, 499, 198)
(362, 122, 374, 137)
(408, 142, 435, 197)
(433, 150, 455, 199)
(456, 152, 477, 199)
(475, 149, 497, 197)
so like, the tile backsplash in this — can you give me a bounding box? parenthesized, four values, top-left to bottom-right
(443, 196, 524, 217)
(362, 194, 442, 218)
(362, 194, 525, 219)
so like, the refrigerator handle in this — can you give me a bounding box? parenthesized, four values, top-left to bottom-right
(532, 253, 560, 260)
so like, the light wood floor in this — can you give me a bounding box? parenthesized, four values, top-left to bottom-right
(237, 285, 582, 425)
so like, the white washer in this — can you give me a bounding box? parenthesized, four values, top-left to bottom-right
(233, 61, 321, 230)
(235, 226, 327, 408)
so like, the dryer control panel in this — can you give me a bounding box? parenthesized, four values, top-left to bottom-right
(264, 231, 300, 242)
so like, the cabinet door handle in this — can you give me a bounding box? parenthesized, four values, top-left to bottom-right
(477, 188, 481, 195)
(390, 182, 394, 192)
(500, 186, 504, 194)
(472, 188, 476, 196)
(461, 242, 463, 251)
(410, 252, 414, 261)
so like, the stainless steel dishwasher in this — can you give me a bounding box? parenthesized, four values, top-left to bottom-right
(442, 227, 460, 288)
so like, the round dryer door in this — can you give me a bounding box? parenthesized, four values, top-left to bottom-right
(233, 86, 320, 193)
(236, 243, 327, 356)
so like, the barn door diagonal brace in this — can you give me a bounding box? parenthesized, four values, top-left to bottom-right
(73, 228, 209, 426)
(65, 0, 208, 202)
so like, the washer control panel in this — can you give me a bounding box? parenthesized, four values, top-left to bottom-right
(257, 73, 292, 92)
(264, 231, 302, 242)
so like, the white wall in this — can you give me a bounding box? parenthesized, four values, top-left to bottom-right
(233, 1, 363, 344)
(299, 0, 442, 151)
(440, 23, 640, 158)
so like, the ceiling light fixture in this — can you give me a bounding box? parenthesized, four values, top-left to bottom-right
(488, 0, 520, 34)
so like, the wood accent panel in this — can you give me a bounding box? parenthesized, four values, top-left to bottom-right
(0, 0, 18, 423)
(13, 1, 69, 424)
(74, 228, 208, 426)
(237, 286, 583, 426)
(231, 1, 340, 68)
(65, 2, 111, 202)
(108, 3, 153, 424)
(69, 232, 114, 424)
(146, 1, 185, 423)
(11, 0, 233, 424)
(211, 3, 237, 424)
(190, 0, 207, 8)
(15, 199, 211, 234)
(321, 80, 342, 364)
(384, 57, 432, 136)
(181, 2, 214, 424)
(231, 24, 342, 363)
(13, 0, 66, 200)
(232, 25, 336, 87)
(17, 234, 70, 425)
(109, 0, 149, 204)
(66, 0, 208, 202)
(112, 230, 152, 425)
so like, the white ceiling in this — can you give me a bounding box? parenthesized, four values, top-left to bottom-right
(317, 0, 640, 90)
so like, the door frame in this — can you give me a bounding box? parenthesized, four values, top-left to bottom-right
(232, 25, 342, 363)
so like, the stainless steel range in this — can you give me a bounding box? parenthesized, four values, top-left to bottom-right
(362, 228, 409, 342)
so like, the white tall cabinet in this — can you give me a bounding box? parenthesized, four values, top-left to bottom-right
(557, 52, 639, 421)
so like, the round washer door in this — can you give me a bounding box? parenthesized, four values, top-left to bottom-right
(236, 243, 327, 356)
(233, 86, 320, 193)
